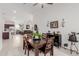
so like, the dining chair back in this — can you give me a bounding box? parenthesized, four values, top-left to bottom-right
(23, 34, 34, 56)
(39, 37, 54, 56)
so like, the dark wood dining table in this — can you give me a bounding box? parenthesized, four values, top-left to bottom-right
(27, 39, 47, 56)
(27, 37, 54, 56)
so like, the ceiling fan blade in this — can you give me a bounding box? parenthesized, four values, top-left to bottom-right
(33, 3, 38, 6)
(23, 3, 26, 5)
(47, 3, 53, 5)
(41, 4, 44, 8)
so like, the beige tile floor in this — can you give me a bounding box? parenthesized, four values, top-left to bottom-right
(0, 35, 78, 56)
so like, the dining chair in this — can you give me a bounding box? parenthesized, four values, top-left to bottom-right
(23, 34, 34, 56)
(39, 37, 54, 56)
(42, 33, 47, 39)
(68, 32, 78, 54)
(23, 34, 27, 50)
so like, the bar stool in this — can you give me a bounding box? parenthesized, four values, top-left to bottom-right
(68, 32, 78, 54)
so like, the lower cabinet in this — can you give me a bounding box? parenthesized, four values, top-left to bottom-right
(2, 32, 9, 39)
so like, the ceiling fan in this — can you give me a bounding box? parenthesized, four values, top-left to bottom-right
(33, 3, 53, 8)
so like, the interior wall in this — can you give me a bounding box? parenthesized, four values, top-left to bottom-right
(0, 17, 4, 50)
(0, 3, 34, 49)
(33, 3, 79, 49)
(1, 3, 79, 50)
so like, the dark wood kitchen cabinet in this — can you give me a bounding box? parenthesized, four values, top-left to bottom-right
(54, 34, 62, 48)
(2, 32, 9, 39)
(4, 24, 14, 31)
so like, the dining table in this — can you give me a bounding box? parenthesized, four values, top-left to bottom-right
(27, 38, 54, 56)
(27, 38, 46, 56)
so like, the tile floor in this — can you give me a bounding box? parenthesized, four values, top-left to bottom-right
(0, 35, 79, 56)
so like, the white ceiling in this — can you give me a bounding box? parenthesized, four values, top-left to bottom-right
(0, 3, 55, 15)
(0, 3, 55, 24)
(0, 3, 79, 24)
(0, 3, 79, 15)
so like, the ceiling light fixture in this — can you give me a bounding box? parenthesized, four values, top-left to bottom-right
(33, 3, 53, 8)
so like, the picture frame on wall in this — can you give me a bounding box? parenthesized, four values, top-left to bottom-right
(26, 25, 30, 29)
(34, 24, 38, 31)
(50, 21, 58, 28)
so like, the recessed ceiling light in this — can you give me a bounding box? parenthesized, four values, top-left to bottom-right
(13, 10, 16, 14)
